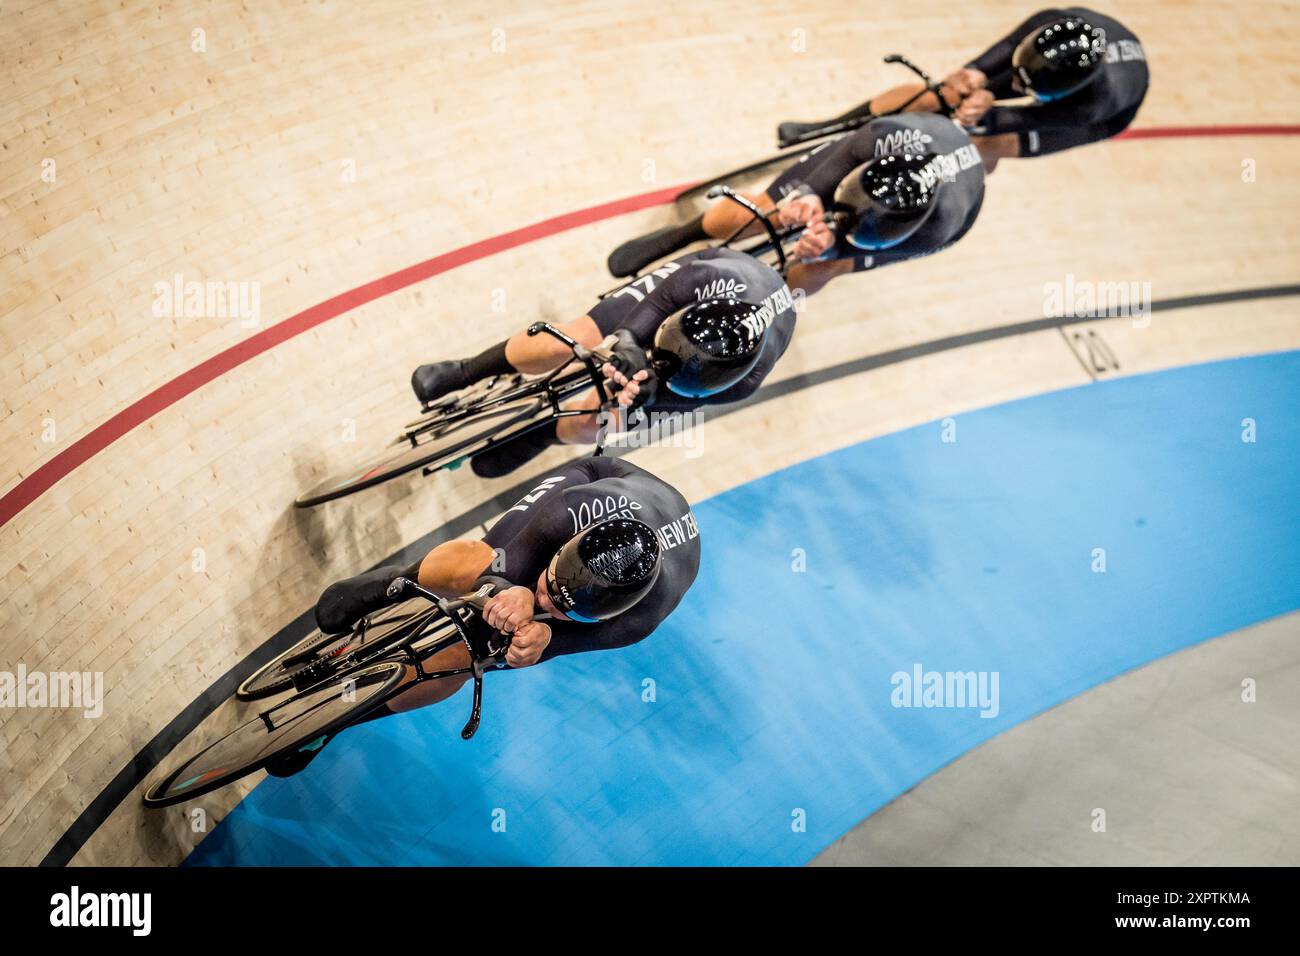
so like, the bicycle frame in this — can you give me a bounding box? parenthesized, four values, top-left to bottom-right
(594, 185, 815, 298)
(383, 578, 513, 740)
(271, 581, 513, 741)
(708, 185, 794, 276)
(525, 320, 616, 409)
(776, 55, 941, 147)
(403, 325, 616, 446)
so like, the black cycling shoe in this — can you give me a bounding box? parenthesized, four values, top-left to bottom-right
(314, 565, 406, 635)
(777, 120, 824, 145)
(411, 360, 468, 405)
(265, 733, 333, 778)
(606, 216, 706, 278)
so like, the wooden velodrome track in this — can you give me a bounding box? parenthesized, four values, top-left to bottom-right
(2, 0, 1299, 866)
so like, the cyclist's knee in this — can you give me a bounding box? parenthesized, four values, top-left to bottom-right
(556, 412, 600, 446)
(703, 190, 767, 235)
(563, 315, 603, 348)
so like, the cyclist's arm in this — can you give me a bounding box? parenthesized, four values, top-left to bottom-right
(616, 269, 696, 347)
(785, 129, 879, 204)
(976, 94, 1100, 135)
(473, 492, 645, 660)
(541, 618, 645, 658)
(864, 83, 944, 117)
(965, 8, 1068, 76)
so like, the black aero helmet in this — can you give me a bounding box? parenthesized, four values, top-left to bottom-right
(652, 296, 769, 398)
(836, 152, 942, 251)
(546, 518, 662, 623)
(1013, 16, 1107, 102)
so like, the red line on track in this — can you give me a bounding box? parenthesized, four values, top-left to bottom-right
(4, 123, 1299, 529)
(1117, 124, 1300, 140)
(0, 184, 688, 529)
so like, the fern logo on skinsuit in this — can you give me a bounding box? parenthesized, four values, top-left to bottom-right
(874, 127, 933, 157)
(567, 495, 644, 534)
(695, 278, 747, 300)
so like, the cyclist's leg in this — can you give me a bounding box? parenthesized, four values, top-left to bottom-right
(610, 142, 839, 277)
(698, 139, 840, 241)
(385, 645, 474, 713)
(972, 132, 1020, 175)
(858, 83, 943, 118)
(607, 216, 710, 278)
(800, 82, 941, 131)
(554, 389, 684, 447)
(469, 419, 563, 478)
(413, 314, 603, 404)
(264, 658, 462, 778)
(411, 539, 498, 596)
(555, 395, 603, 446)
(468, 378, 625, 475)
(474, 384, 632, 478)
(467, 285, 655, 477)
(315, 562, 422, 634)
(504, 315, 602, 373)
(786, 257, 855, 297)
(316, 537, 499, 634)
(975, 117, 1121, 175)
(700, 189, 776, 242)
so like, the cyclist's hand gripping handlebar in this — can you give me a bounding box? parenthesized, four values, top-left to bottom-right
(384, 578, 521, 739)
(525, 322, 618, 410)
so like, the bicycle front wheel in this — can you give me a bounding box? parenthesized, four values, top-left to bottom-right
(143, 661, 406, 808)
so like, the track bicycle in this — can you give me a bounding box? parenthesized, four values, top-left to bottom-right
(143, 579, 519, 808)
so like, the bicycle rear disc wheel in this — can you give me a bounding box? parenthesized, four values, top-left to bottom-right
(293, 399, 548, 507)
(143, 662, 406, 808)
(236, 599, 437, 700)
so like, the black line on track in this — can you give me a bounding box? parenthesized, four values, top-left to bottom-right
(41, 280, 1300, 867)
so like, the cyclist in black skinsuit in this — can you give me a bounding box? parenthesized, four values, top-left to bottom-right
(757, 112, 985, 295)
(609, 113, 985, 293)
(608, 9, 1141, 280)
(410, 247, 797, 478)
(813, 8, 1148, 174)
(472, 456, 700, 655)
(271, 456, 700, 776)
